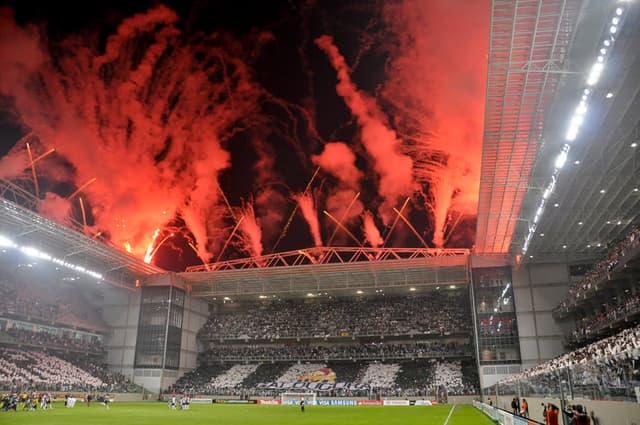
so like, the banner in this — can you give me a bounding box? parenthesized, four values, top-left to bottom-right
(282, 399, 316, 406)
(316, 399, 356, 406)
(257, 400, 281, 405)
(413, 400, 433, 406)
(256, 381, 371, 392)
(213, 399, 256, 404)
(357, 400, 383, 406)
(383, 400, 410, 406)
(191, 398, 213, 404)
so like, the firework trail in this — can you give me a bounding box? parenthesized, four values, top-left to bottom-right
(238, 201, 264, 259)
(293, 192, 322, 247)
(362, 210, 383, 247)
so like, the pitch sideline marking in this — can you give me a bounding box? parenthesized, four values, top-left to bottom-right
(443, 405, 456, 425)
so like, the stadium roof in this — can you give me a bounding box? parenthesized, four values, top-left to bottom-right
(477, 0, 640, 263)
(181, 247, 470, 299)
(0, 178, 162, 288)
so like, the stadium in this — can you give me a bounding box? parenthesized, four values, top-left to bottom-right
(0, 1, 639, 425)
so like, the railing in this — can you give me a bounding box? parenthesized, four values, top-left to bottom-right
(485, 349, 639, 403)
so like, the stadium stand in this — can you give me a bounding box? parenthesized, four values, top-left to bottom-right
(0, 348, 103, 390)
(199, 341, 472, 362)
(240, 362, 293, 390)
(210, 364, 259, 389)
(555, 225, 640, 313)
(169, 358, 479, 397)
(489, 324, 640, 401)
(198, 292, 471, 341)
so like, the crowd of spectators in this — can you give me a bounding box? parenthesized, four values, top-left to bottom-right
(0, 278, 59, 323)
(0, 347, 143, 393)
(0, 348, 104, 391)
(200, 341, 472, 363)
(569, 293, 640, 346)
(556, 225, 640, 312)
(0, 276, 106, 333)
(170, 359, 479, 397)
(491, 325, 640, 401)
(67, 357, 143, 393)
(1, 326, 103, 353)
(199, 292, 471, 341)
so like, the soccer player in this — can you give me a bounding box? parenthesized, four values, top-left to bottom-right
(300, 397, 305, 413)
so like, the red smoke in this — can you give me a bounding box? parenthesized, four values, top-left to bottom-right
(381, 0, 488, 246)
(315, 35, 415, 225)
(312, 142, 366, 245)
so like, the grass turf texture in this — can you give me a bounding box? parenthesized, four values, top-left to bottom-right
(1, 402, 494, 425)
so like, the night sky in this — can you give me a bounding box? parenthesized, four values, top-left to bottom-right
(0, 0, 489, 271)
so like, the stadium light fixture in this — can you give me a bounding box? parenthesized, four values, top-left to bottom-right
(631, 142, 638, 148)
(606, 92, 613, 98)
(600, 189, 606, 193)
(555, 151, 568, 169)
(356, 290, 363, 294)
(409, 287, 416, 291)
(0, 237, 102, 280)
(610, 25, 617, 34)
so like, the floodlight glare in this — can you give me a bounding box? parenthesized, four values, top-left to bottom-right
(587, 62, 604, 85)
(555, 151, 568, 169)
(0, 235, 14, 247)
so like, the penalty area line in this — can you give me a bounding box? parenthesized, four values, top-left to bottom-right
(443, 405, 456, 425)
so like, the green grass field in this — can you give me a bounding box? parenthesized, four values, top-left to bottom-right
(0, 402, 494, 425)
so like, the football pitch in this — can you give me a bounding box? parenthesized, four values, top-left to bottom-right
(1, 402, 494, 425)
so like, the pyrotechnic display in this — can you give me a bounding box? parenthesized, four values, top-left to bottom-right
(0, 0, 488, 270)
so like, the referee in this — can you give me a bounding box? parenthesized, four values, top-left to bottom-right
(300, 397, 305, 413)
